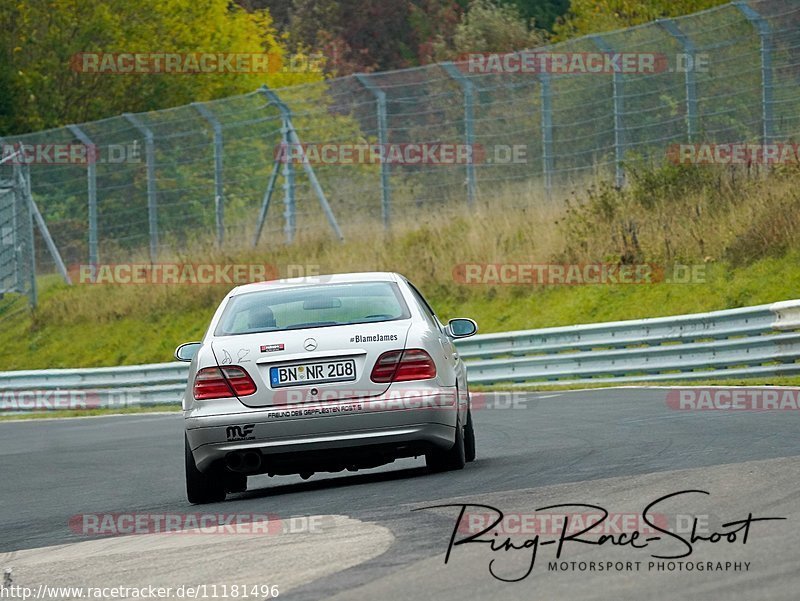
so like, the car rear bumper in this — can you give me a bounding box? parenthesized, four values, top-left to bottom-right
(185, 388, 459, 472)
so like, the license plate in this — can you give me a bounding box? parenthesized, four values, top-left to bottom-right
(270, 359, 357, 388)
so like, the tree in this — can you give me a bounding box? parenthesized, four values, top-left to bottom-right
(498, 0, 569, 32)
(554, 0, 729, 39)
(234, 0, 292, 29)
(0, 0, 321, 135)
(289, 0, 420, 74)
(432, 0, 548, 60)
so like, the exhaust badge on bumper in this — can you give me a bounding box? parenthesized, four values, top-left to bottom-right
(226, 424, 256, 441)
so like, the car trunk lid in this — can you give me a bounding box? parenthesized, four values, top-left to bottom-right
(210, 321, 412, 408)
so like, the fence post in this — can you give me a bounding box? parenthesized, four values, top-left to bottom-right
(5, 160, 38, 305)
(441, 63, 477, 205)
(252, 156, 282, 247)
(15, 145, 72, 286)
(590, 35, 626, 188)
(122, 113, 159, 263)
(735, 2, 774, 145)
(354, 74, 391, 228)
(66, 125, 99, 274)
(657, 19, 699, 142)
(191, 103, 225, 246)
(539, 72, 555, 198)
(18, 164, 37, 306)
(0, 137, 15, 293)
(258, 85, 343, 242)
(258, 89, 296, 243)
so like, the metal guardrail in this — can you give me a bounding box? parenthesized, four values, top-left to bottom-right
(0, 362, 188, 409)
(2, 300, 799, 410)
(457, 299, 800, 385)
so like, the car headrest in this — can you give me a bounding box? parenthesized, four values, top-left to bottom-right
(248, 306, 276, 329)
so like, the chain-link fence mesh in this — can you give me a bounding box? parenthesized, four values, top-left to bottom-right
(2, 0, 799, 277)
(0, 159, 36, 318)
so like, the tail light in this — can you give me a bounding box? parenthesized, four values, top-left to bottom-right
(193, 366, 257, 400)
(371, 349, 437, 383)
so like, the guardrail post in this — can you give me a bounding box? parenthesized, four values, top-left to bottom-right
(354, 74, 392, 228)
(657, 19, 699, 142)
(735, 2, 774, 145)
(123, 113, 159, 262)
(539, 71, 555, 198)
(441, 63, 477, 206)
(590, 35, 626, 188)
(66, 125, 99, 274)
(191, 103, 225, 246)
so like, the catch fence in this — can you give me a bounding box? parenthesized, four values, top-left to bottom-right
(1, 0, 799, 310)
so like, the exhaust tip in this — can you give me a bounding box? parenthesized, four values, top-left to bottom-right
(226, 450, 261, 473)
(225, 452, 243, 470)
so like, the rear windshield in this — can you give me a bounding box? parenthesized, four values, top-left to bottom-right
(214, 281, 411, 336)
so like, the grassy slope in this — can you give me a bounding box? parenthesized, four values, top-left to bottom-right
(1, 252, 798, 370)
(1, 165, 799, 371)
(434, 254, 800, 333)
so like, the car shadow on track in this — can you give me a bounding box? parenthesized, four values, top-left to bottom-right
(229, 456, 492, 501)
(231, 465, 432, 500)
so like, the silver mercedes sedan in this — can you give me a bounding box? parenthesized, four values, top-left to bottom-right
(175, 272, 478, 503)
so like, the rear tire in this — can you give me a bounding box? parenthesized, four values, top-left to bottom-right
(426, 419, 466, 472)
(464, 408, 476, 462)
(185, 435, 226, 504)
(225, 472, 247, 494)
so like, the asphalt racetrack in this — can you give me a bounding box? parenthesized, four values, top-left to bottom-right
(1, 388, 798, 600)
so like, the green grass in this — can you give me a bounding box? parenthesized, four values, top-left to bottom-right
(1, 251, 799, 370)
(2, 164, 799, 371)
(0, 405, 180, 421)
(471, 375, 800, 392)
(433, 254, 800, 334)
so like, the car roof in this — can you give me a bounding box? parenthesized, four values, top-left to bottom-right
(229, 271, 405, 296)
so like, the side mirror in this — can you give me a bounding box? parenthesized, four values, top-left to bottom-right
(175, 342, 202, 362)
(447, 318, 478, 339)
